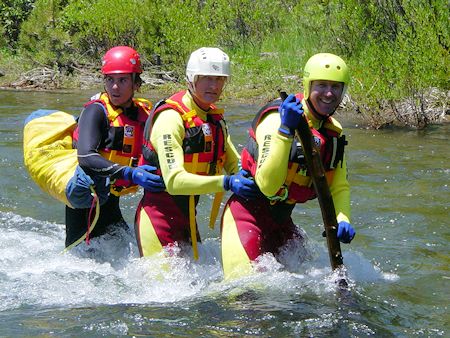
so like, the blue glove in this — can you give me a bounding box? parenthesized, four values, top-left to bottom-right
(223, 173, 259, 199)
(238, 168, 252, 178)
(66, 166, 110, 209)
(337, 221, 355, 243)
(278, 94, 303, 136)
(122, 165, 165, 192)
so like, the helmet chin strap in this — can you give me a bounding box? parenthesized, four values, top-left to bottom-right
(187, 77, 197, 95)
(306, 98, 334, 120)
(188, 82, 208, 110)
(187, 83, 195, 95)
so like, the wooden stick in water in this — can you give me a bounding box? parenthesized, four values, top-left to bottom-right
(279, 91, 345, 274)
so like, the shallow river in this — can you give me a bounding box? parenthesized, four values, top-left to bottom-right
(0, 89, 448, 337)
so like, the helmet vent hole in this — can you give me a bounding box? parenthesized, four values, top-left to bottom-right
(325, 64, 330, 68)
(337, 66, 341, 70)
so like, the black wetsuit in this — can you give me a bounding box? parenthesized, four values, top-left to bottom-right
(65, 100, 139, 247)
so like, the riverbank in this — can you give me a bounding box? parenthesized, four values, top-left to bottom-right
(0, 64, 448, 129)
(0, 63, 277, 103)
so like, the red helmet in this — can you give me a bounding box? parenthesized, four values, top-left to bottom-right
(101, 46, 142, 75)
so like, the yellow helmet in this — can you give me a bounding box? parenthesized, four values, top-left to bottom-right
(302, 53, 350, 100)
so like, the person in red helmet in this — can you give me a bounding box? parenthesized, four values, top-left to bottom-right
(65, 46, 165, 249)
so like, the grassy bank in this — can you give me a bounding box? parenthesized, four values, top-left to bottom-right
(1, 48, 447, 130)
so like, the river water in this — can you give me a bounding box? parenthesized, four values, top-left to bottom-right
(0, 89, 448, 337)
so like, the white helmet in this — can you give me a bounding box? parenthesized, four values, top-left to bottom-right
(186, 47, 231, 83)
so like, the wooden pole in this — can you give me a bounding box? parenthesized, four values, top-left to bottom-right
(280, 92, 344, 271)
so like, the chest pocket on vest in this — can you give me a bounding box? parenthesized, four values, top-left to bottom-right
(290, 139, 307, 168)
(183, 124, 213, 154)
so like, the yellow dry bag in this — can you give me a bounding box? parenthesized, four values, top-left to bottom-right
(23, 110, 79, 208)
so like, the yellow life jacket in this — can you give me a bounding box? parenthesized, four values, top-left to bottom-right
(142, 90, 227, 176)
(241, 93, 346, 204)
(75, 93, 152, 196)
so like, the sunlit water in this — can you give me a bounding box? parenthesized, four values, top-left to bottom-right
(0, 90, 448, 337)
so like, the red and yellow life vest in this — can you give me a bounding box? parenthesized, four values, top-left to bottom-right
(73, 92, 151, 196)
(141, 90, 227, 176)
(139, 90, 229, 259)
(241, 93, 347, 204)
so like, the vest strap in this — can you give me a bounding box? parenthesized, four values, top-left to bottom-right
(189, 195, 198, 260)
(209, 192, 224, 229)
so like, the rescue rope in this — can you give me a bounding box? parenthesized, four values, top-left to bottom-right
(85, 187, 100, 245)
(208, 160, 225, 229)
(62, 186, 100, 253)
(189, 153, 199, 260)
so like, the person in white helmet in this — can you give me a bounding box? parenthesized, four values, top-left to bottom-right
(134, 47, 259, 260)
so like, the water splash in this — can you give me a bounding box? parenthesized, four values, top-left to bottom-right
(1, 211, 393, 314)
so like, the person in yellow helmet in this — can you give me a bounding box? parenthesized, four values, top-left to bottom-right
(221, 53, 356, 279)
(64, 46, 165, 249)
(134, 47, 259, 260)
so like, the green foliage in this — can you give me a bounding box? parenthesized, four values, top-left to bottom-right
(60, 0, 142, 60)
(137, 0, 211, 76)
(137, 0, 285, 80)
(202, 0, 282, 49)
(304, 0, 449, 127)
(0, 26, 6, 49)
(0, 0, 35, 48)
(18, 0, 74, 68)
(1, 0, 448, 128)
(325, 0, 449, 94)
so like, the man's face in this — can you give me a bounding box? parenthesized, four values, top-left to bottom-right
(104, 73, 136, 107)
(309, 80, 344, 117)
(192, 75, 227, 110)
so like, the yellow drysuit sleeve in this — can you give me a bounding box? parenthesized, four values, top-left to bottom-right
(254, 111, 292, 196)
(254, 108, 351, 223)
(222, 132, 240, 175)
(150, 92, 239, 195)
